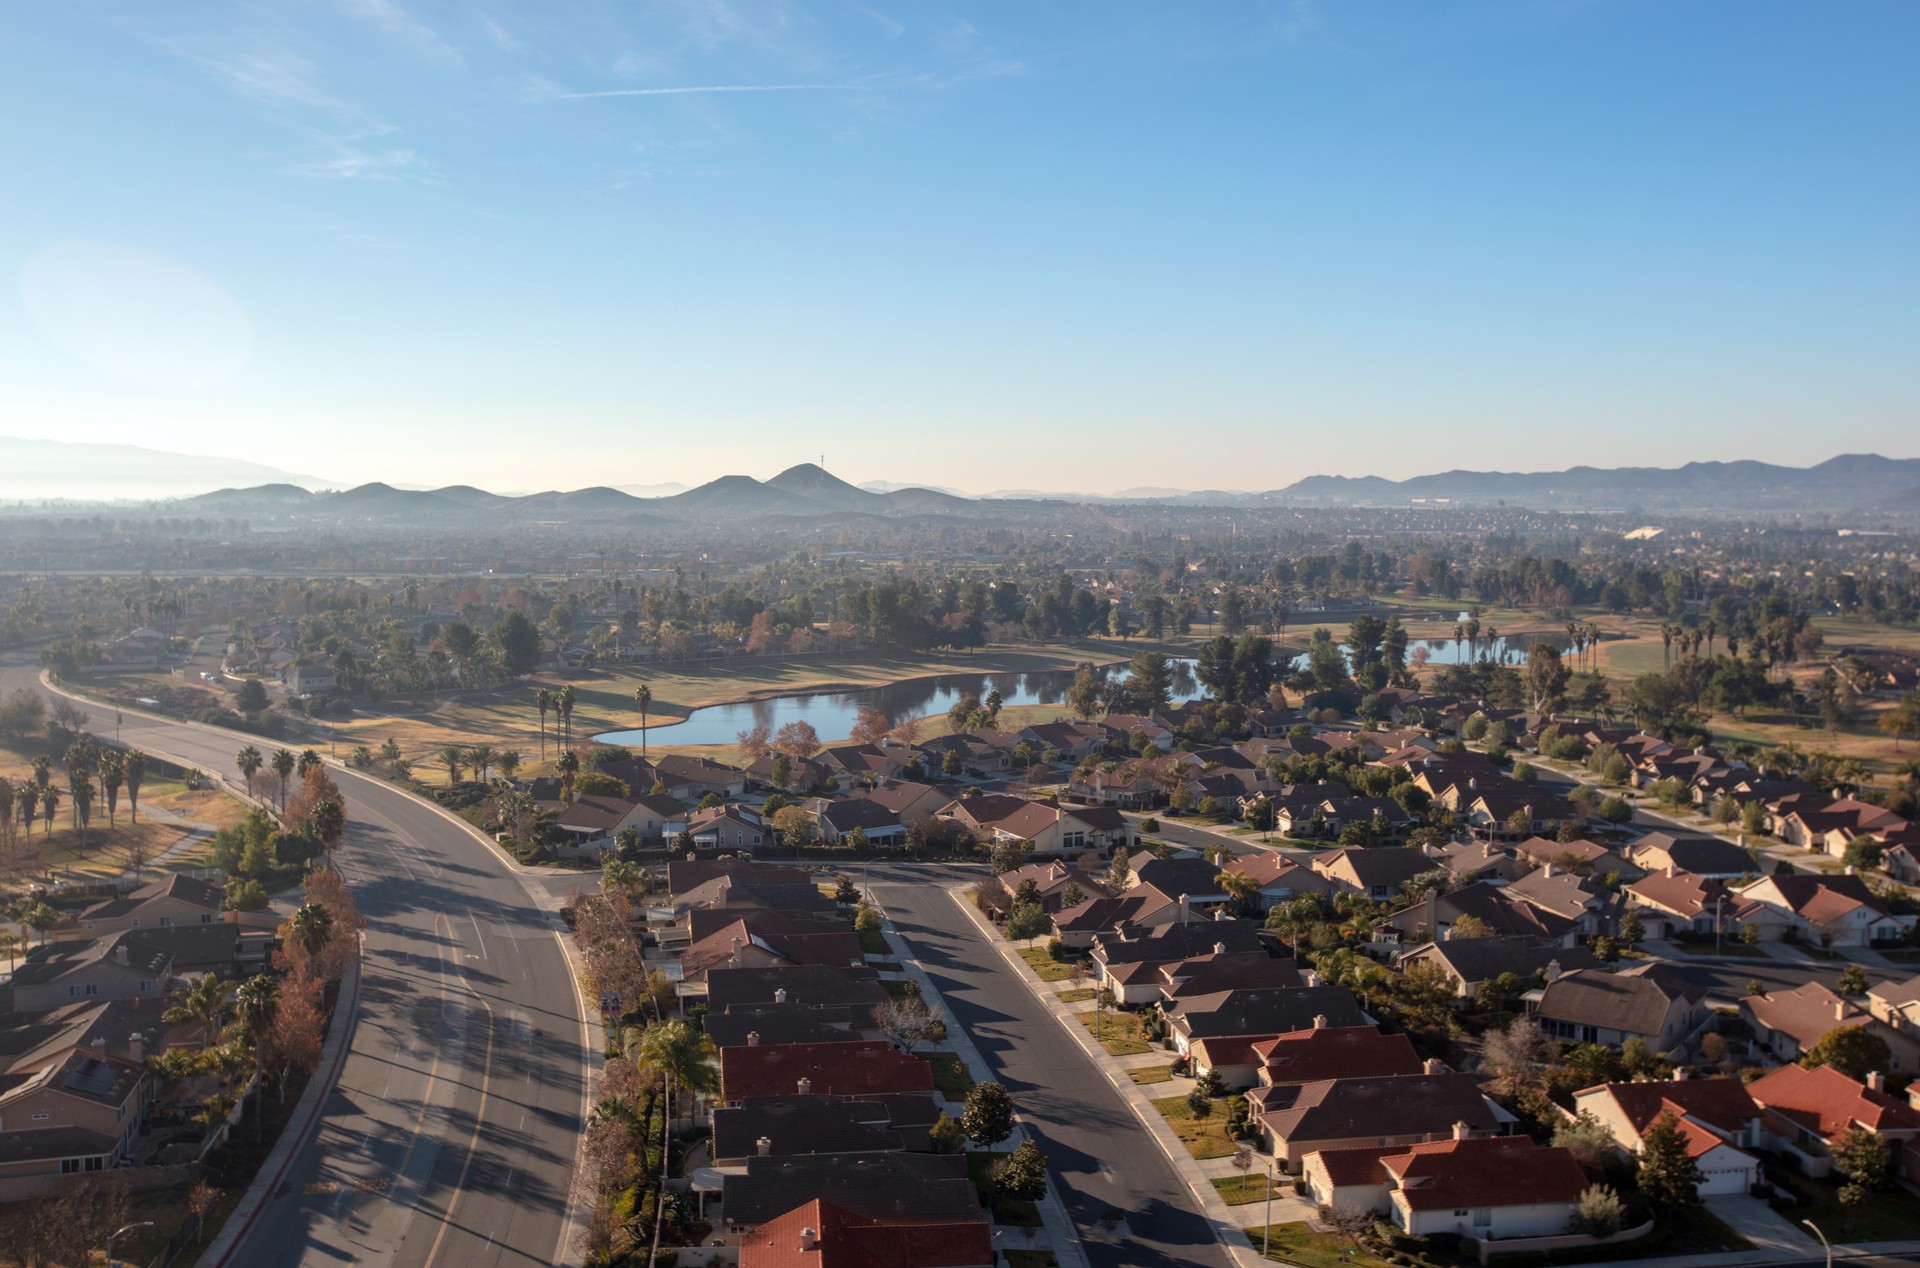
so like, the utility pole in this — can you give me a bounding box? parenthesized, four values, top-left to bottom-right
(1263, 1157, 1276, 1256)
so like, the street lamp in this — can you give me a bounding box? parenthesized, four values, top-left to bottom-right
(1263, 1156, 1277, 1257)
(105, 1221, 154, 1267)
(1802, 1219, 1831, 1268)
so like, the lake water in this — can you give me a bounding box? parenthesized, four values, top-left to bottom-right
(592, 631, 1568, 748)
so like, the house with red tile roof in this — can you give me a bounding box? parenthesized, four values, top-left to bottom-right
(1571, 1075, 1763, 1196)
(1738, 981, 1920, 1070)
(720, 1040, 935, 1103)
(1746, 1062, 1920, 1180)
(738, 1198, 992, 1268)
(1303, 1134, 1587, 1240)
(1249, 1024, 1422, 1090)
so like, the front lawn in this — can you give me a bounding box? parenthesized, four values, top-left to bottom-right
(917, 1052, 975, 1100)
(858, 926, 890, 956)
(1017, 946, 1079, 982)
(1127, 1064, 1175, 1085)
(965, 1151, 1041, 1227)
(1772, 1170, 1920, 1242)
(1075, 1010, 1153, 1056)
(1243, 1223, 1398, 1268)
(1210, 1174, 1274, 1205)
(1057, 988, 1095, 1004)
(1149, 1094, 1240, 1159)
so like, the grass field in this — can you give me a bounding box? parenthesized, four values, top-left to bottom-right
(1242, 1223, 1397, 1268)
(917, 1051, 975, 1100)
(1127, 1063, 1175, 1085)
(1017, 946, 1078, 982)
(328, 642, 1126, 770)
(1057, 987, 1095, 1003)
(1076, 1010, 1154, 1056)
(1210, 1174, 1272, 1205)
(0, 778, 240, 888)
(1149, 1094, 1240, 1159)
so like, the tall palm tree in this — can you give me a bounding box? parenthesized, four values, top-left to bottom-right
(297, 750, 323, 779)
(236, 746, 263, 798)
(439, 745, 465, 786)
(535, 688, 552, 760)
(98, 749, 124, 827)
(18, 783, 39, 837)
(466, 745, 497, 784)
(496, 750, 522, 782)
(628, 1020, 718, 1265)
(271, 749, 297, 812)
(40, 786, 59, 836)
(235, 973, 280, 1134)
(69, 769, 94, 842)
(634, 684, 653, 757)
(558, 685, 577, 748)
(165, 974, 232, 1049)
(30, 755, 51, 794)
(0, 777, 13, 853)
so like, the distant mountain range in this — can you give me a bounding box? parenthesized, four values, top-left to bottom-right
(0, 437, 329, 502)
(6, 437, 1919, 519)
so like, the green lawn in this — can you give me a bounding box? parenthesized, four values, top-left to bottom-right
(1127, 1063, 1175, 1085)
(1057, 988, 1095, 1004)
(1076, 1010, 1154, 1056)
(917, 1051, 975, 1100)
(1210, 1174, 1274, 1205)
(1773, 1171, 1920, 1242)
(1017, 946, 1079, 982)
(1149, 1094, 1240, 1159)
(1243, 1223, 1398, 1268)
(859, 926, 890, 956)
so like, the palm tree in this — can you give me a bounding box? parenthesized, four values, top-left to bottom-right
(22, 900, 58, 945)
(40, 786, 59, 836)
(290, 902, 334, 961)
(0, 777, 13, 852)
(236, 746, 263, 798)
(496, 750, 522, 782)
(30, 755, 51, 794)
(466, 745, 497, 784)
(98, 748, 124, 827)
(628, 1020, 718, 1264)
(558, 685, 577, 748)
(68, 769, 94, 842)
(310, 799, 346, 863)
(18, 783, 39, 837)
(634, 684, 653, 757)
(439, 745, 465, 785)
(296, 749, 323, 778)
(271, 748, 297, 812)
(165, 974, 232, 1049)
(535, 688, 552, 759)
(557, 749, 579, 799)
(235, 973, 279, 1133)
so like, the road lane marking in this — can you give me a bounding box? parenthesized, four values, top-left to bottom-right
(420, 985, 497, 1268)
(469, 911, 489, 959)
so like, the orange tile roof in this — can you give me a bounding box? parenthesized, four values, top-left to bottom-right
(740, 1199, 991, 1268)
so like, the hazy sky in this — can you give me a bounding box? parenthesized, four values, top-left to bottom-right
(3, 1, 1916, 494)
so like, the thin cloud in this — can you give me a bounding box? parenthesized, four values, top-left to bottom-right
(555, 84, 854, 99)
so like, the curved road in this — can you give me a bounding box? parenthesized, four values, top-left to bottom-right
(3, 654, 588, 1268)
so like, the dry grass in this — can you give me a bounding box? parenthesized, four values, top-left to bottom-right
(1126, 1063, 1175, 1085)
(1149, 1094, 1240, 1159)
(329, 642, 1118, 768)
(1075, 1010, 1154, 1056)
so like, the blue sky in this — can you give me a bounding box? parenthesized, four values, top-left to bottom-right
(2, 1, 1915, 494)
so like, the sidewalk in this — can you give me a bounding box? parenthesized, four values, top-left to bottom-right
(200, 952, 363, 1268)
(878, 917, 1094, 1268)
(948, 892, 1294, 1268)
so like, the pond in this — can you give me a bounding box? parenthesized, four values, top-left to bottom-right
(593, 629, 1572, 748)
(595, 659, 1200, 748)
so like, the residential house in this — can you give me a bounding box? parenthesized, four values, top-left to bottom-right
(59, 874, 225, 937)
(705, 966, 890, 1029)
(1740, 981, 1920, 1072)
(1510, 836, 1642, 881)
(1503, 867, 1622, 936)
(1529, 967, 1703, 1054)
(1248, 1024, 1422, 1091)
(719, 1040, 935, 1103)
(1164, 984, 1369, 1058)
(1252, 1072, 1510, 1172)
(652, 754, 747, 801)
(1397, 937, 1597, 1001)
(554, 794, 678, 844)
(1624, 870, 1742, 941)
(745, 752, 830, 795)
(688, 804, 769, 851)
(703, 1003, 860, 1051)
(986, 861, 1103, 916)
(1732, 874, 1908, 948)
(1627, 833, 1759, 880)
(736, 1197, 992, 1268)
(720, 1153, 979, 1234)
(1310, 847, 1438, 901)
(817, 744, 910, 785)
(1746, 1063, 1920, 1181)
(1376, 883, 1575, 945)
(1571, 1076, 1764, 1196)
(855, 780, 951, 826)
(1089, 919, 1267, 1003)
(711, 1093, 939, 1165)
(287, 664, 336, 695)
(1217, 853, 1336, 913)
(814, 798, 907, 848)
(1050, 887, 1183, 950)
(1304, 1135, 1588, 1241)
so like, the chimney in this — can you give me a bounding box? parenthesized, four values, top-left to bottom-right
(1214, 942, 1227, 955)
(731, 936, 742, 967)
(757, 1136, 772, 1156)
(1543, 863, 1555, 879)
(1304, 970, 1320, 989)
(1452, 1120, 1471, 1141)
(774, 989, 788, 1004)
(1312, 1014, 1328, 1030)
(1673, 1067, 1689, 1081)
(91, 1037, 108, 1058)
(114, 943, 129, 965)
(1546, 958, 1562, 982)
(1667, 864, 1676, 879)
(1837, 999, 1849, 1021)
(800, 1228, 818, 1252)
(1426, 888, 1438, 938)
(129, 1033, 144, 1062)
(1179, 894, 1191, 919)
(747, 1031, 761, 1047)
(797, 1077, 812, 1095)
(1867, 1071, 1886, 1092)
(1213, 906, 1226, 922)
(1425, 1058, 1446, 1075)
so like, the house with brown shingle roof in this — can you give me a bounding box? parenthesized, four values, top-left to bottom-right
(1529, 967, 1701, 1054)
(720, 1040, 934, 1103)
(1253, 1071, 1511, 1172)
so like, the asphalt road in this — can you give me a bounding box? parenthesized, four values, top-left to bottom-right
(4, 655, 587, 1268)
(867, 863, 1237, 1268)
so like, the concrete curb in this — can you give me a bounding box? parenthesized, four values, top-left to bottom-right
(199, 952, 363, 1268)
(948, 893, 1288, 1268)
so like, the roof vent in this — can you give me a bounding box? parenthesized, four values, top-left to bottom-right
(774, 988, 788, 1004)
(797, 1077, 812, 1095)
(801, 1227, 818, 1251)
(757, 1136, 772, 1156)
(1452, 1120, 1471, 1141)
(747, 1031, 761, 1047)
(1214, 942, 1226, 956)
(1312, 1014, 1328, 1030)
